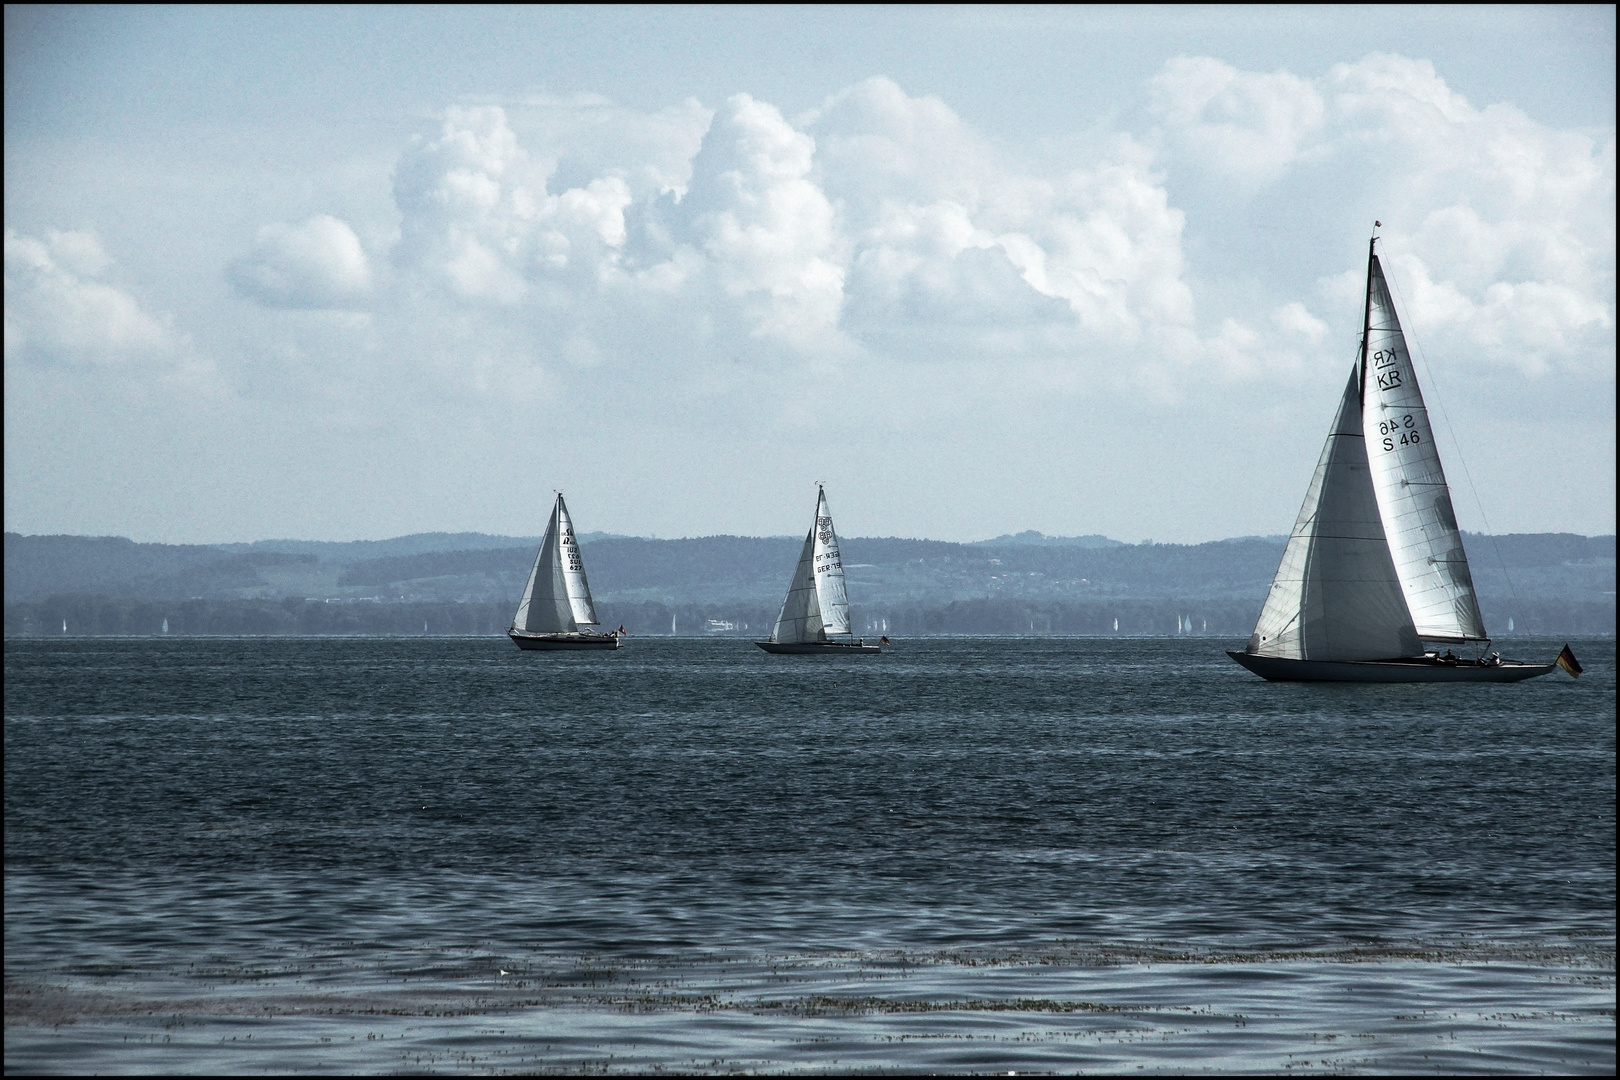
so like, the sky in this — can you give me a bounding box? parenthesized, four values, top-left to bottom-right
(4, 5, 1614, 544)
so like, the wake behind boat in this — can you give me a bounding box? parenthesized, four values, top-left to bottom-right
(1229, 229, 1567, 684)
(509, 493, 622, 651)
(757, 486, 881, 655)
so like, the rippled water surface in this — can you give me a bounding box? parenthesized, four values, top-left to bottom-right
(5, 636, 1614, 1073)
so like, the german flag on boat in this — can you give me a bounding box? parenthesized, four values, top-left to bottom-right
(1556, 644, 1583, 678)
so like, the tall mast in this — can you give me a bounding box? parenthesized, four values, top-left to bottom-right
(1358, 229, 1378, 406)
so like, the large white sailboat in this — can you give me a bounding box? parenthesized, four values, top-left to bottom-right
(757, 486, 881, 654)
(509, 493, 622, 651)
(1229, 232, 1563, 682)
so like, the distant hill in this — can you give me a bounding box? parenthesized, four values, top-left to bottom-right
(5, 529, 1613, 636)
(971, 530, 1126, 548)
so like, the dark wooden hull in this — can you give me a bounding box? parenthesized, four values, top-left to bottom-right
(1227, 651, 1555, 683)
(755, 640, 882, 655)
(509, 631, 622, 651)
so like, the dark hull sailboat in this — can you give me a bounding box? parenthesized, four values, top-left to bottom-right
(756, 485, 882, 656)
(755, 640, 880, 655)
(1227, 651, 1554, 683)
(509, 630, 622, 651)
(1229, 231, 1561, 685)
(509, 493, 621, 652)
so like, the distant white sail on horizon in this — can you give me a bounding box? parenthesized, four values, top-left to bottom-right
(770, 486, 853, 644)
(512, 494, 599, 634)
(1249, 367, 1423, 662)
(1361, 254, 1487, 643)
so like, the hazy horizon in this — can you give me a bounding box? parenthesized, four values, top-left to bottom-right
(9, 524, 1614, 549)
(6, 7, 1614, 546)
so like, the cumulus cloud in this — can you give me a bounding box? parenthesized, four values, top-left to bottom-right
(209, 66, 1605, 418)
(374, 80, 1211, 370)
(1149, 56, 1325, 185)
(391, 105, 638, 304)
(675, 93, 847, 345)
(228, 215, 372, 309)
(1272, 301, 1328, 343)
(5, 228, 175, 365)
(1153, 53, 1614, 376)
(803, 78, 1196, 353)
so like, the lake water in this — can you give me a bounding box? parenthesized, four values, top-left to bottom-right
(5, 635, 1614, 1074)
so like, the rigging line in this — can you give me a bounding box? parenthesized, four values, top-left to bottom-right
(1380, 246, 1525, 637)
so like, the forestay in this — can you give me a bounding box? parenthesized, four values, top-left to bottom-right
(513, 494, 599, 634)
(1249, 368, 1422, 662)
(1360, 254, 1487, 642)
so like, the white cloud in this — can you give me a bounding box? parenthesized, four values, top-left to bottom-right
(1149, 56, 1325, 185)
(1272, 301, 1328, 343)
(1154, 53, 1615, 376)
(5, 228, 176, 365)
(676, 93, 847, 346)
(228, 215, 372, 309)
(805, 78, 1195, 354)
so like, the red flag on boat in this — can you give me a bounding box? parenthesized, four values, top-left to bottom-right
(1556, 644, 1582, 678)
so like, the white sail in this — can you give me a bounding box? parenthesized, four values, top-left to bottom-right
(512, 495, 582, 634)
(554, 495, 599, 625)
(1361, 252, 1487, 642)
(811, 487, 852, 637)
(1249, 368, 1422, 661)
(770, 526, 823, 643)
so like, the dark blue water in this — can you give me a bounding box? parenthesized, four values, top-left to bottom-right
(6, 636, 1614, 1073)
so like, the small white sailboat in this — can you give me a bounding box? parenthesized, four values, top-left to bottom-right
(1230, 231, 1563, 682)
(508, 493, 622, 651)
(756, 486, 881, 654)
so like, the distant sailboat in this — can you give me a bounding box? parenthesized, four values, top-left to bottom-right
(756, 486, 881, 654)
(1230, 231, 1562, 683)
(508, 493, 622, 651)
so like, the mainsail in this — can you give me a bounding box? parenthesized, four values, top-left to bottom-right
(1361, 250, 1487, 642)
(1249, 368, 1422, 661)
(811, 488, 851, 636)
(770, 486, 853, 644)
(512, 494, 599, 634)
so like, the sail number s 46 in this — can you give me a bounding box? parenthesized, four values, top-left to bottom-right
(1378, 413, 1418, 452)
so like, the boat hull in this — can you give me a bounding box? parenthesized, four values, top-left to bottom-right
(755, 640, 882, 655)
(1227, 651, 1555, 683)
(509, 631, 621, 651)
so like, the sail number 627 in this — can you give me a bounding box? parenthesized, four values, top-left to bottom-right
(1379, 413, 1418, 451)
